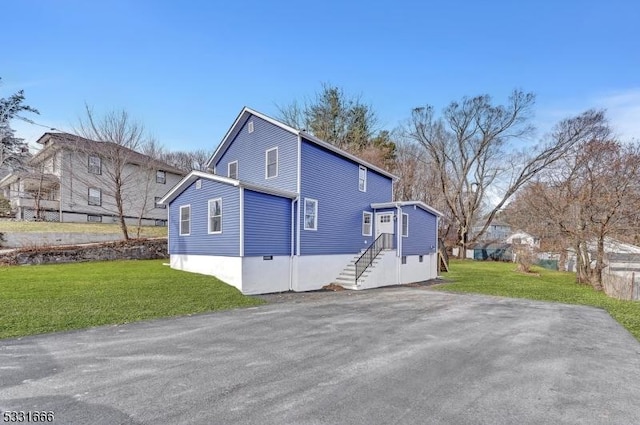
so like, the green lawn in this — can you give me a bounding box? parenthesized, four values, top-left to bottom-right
(0, 259, 263, 339)
(435, 259, 640, 340)
(0, 221, 167, 238)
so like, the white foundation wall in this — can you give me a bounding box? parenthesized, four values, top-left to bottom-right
(242, 256, 291, 295)
(170, 254, 243, 291)
(400, 254, 436, 284)
(293, 254, 354, 292)
(357, 250, 399, 290)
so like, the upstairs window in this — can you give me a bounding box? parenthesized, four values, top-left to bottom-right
(180, 205, 190, 236)
(228, 161, 238, 179)
(304, 198, 318, 231)
(88, 155, 101, 174)
(266, 147, 278, 179)
(208, 198, 222, 234)
(154, 196, 166, 209)
(156, 170, 166, 184)
(359, 166, 367, 192)
(88, 187, 102, 206)
(402, 213, 409, 237)
(362, 211, 372, 236)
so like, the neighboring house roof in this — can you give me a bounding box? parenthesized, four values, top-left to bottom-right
(31, 132, 185, 176)
(159, 170, 298, 205)
(371, 201, 444, 217)
(568, 238, 640, 255)
(467, 242, 512, 250)
(207, 107, 398, 181)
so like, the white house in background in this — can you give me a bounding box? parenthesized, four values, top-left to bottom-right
(506, 231, 540, 249)
(0, 132, 184, 225)
(565, 238, 640, 273)
(160, 107, 443, 295)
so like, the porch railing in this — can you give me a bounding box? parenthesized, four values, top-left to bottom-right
(355, 233, 394, 283)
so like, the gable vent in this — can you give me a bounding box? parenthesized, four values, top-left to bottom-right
(195, 179, 202, 189)
(248, 121, 254, 133)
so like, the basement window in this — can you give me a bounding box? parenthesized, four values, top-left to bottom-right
(419, 255, 423, 263)
(87, 215, 102, 223)
(263, 256, 273, 261)
(401, 256, 407, 265)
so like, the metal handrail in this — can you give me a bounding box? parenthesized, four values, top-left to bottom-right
(355, 233, 393, 283)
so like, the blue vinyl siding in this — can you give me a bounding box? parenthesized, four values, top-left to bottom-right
(401, 205, 438, 256)
(215, 115, 298, 192)
(169, 179, 240, 256)
(300, 139, 393, 255)
(244, 189, 292, 256)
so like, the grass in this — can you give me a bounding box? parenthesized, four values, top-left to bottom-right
(435, 259, 640, 340)
(0, 259, 263, 339)
(0, 221, 167, 238)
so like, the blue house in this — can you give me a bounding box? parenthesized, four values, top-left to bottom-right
(160, 108, 442, 294)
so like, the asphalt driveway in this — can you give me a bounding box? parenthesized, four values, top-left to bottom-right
(1, 288, 639, 425)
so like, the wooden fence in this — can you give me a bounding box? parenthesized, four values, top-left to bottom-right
(602, 270, 640, 300)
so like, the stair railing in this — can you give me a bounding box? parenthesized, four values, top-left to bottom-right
(355, 233, 394, 284)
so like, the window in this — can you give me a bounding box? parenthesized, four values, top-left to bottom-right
(402, 213, 409, 237)
(304, 198, 318, 230)
(248, 121, 254, 133)
(419, 255, 424, 263)
(155, 219, 167, 227)
(228, 161, 238, 179)
(180, 205, 190, 236)
(156, 170, 166, 184)
(154, 196, 166, 209)
(359, 165, 367, 192)
(208, 198, 222, 233)
(266, 147, 278, 179)
(195, 179, 202, 189)
(87, 215, 102, 222)
(362, 211, 372, 236)
(401, 256, 407, 264)
(88, 155, 101, 174)
(88, 188, 102, 206)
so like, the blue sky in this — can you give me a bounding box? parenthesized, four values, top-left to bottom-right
(3, 0, 639, 152)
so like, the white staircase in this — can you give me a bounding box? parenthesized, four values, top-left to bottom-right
(333, 250, 383, 289)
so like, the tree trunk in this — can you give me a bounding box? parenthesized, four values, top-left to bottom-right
(592, 235, 605, 291)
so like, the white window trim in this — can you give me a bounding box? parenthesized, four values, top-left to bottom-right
(179, 205, 191, 236)
(228, 161, 238, 179)
(208, 198, 222, 234)
(362, 211, 373, 236)
(402, 213, 409, 237)
(265, 147, 278, 179)
(303, 198, 318, 231)
(359, 165, 367, 192)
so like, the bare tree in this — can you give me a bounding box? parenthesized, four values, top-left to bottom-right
(72, 106, 150, 240)
(160, 149, 211, 173)
(405, 89, 609, 257)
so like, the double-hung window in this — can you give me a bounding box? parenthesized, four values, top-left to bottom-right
(304, 198, 318, 230)
(228, 161, 238, 179)
(266, 147, 278, 179)
(358, 166, 367, 192)
(208, 198, 222, 234)
(88, 187, 101, 206)
(88, 155, 101, 174)
(402, 213, 409, 237)
(180, 205, 190, 236)
(156, 170, 166, 184)
(362, 211, 372, 236)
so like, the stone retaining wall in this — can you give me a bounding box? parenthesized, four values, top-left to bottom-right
(0, 239, 168, 266)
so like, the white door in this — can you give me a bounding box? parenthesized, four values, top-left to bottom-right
(375, 213, 394, 238)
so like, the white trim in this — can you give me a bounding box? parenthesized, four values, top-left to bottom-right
(396, 205, 402, 258)
(303, 198, 318, 231)
(240, 188, 244, 256)
(228, 161, 238, 179)
(402, 213, 409, 237)
(362, 211, 373, 236)
(371, 201, 444, 218)
(208, 198, 222, 234)
(265, 147, 278, 179)
(359, 165, 367, 192)
(179, 204, 191, 236)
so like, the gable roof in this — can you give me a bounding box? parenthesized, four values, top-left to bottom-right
(207, 107, 397, 181)
(371, 201, 443, 217)
(32, 132, 185, 176)
(159, 170, 298, 205)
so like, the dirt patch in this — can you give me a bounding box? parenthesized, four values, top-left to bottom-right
(322, 283, 346, 291)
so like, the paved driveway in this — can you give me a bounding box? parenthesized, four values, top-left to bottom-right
(1, 288, 640, 425)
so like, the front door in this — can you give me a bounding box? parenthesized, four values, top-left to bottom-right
(375, 212, 394, 238)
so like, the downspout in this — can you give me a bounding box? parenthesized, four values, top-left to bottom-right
(239, 187, 244, 257)
(396, 204, 402, 284)
(289, 197, 297, 291)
